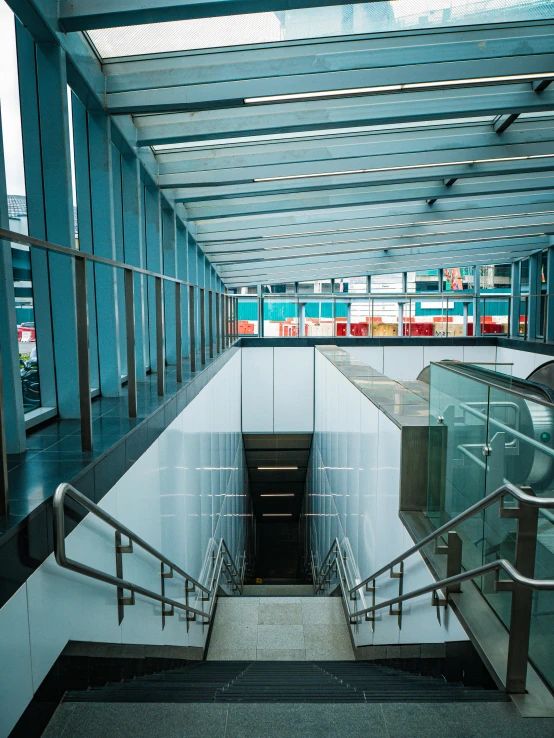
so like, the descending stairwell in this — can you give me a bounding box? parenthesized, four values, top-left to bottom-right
(63, 660, 510, 705)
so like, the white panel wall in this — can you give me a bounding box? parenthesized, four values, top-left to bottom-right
(496, 346, 554, 380)
(274, 348, 314, 432)
(241, 347, 274, 432)
(241, 347, 314, 433)
(307, 350, 467, 648)
(0, 352, 250, 738)
(335, 344, 498, 379)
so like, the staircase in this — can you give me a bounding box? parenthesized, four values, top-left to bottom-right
(63, 660, 509, 704)
(207, 589, 353, 660)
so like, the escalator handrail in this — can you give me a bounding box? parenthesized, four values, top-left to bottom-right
(343, 481, 554, 596)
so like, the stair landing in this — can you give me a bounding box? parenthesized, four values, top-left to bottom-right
(208, 595, 353, 661)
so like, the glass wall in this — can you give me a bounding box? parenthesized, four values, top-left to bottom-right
(0, 0, 41, 413)
(427, 361, 554, 692)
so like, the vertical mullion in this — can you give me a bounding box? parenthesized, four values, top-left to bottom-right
(155, 277, 165, 396)
(175, 282, 182, 383)
(200, 288, 206, 365)
(162, 207, 177, 365)
(75, 257, 92, 451)
(88, 111, 122, 396)
(124, 268, 137, 417)
(189, 285, 196, 373)
(36, 43, 80, 417)
(208, 291, 214, 359)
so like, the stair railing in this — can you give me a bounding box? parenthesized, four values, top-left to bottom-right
(312, 481, 554, 694)
(53, 483, 244, 629)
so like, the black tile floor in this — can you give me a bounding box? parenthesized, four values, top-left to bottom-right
(1, 347, 224, 538)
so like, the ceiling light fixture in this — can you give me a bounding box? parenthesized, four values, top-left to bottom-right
(257, 466, 298, 470)
(263, 513, 293, 516)
(253, 154, 554, 183)
(244, 73, 554, 104)
(260, 493, 295, 497)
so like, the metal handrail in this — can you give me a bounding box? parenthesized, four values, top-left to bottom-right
(53, 483, 244, 625)
(350, 481, 554, 596)
(312, 481, 554, 693)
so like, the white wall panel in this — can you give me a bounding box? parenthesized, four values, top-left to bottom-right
(0, 585, 33, 738)
(423, 345, 464, 366)
(383, 346, 425, 380)
(0, 352, 249, 732)
(273, 347, 314, 432)
(307, 348, 467, 648)
(462, 345, 497, 364)
(241, 347, 274, 432)
(346, 346, 384, 372)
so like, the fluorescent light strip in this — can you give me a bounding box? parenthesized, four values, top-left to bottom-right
(260, 493, 295, 497)
(263, 513, 293, 516)
(254, 154, 554, 183)
(244, 73, 554, 104)
(257, 466, 298, 470)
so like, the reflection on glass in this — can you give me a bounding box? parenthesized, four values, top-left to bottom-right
(0, 0, 42, 413)
(407, 269, 440, 293)
(298, 279, 332, 294)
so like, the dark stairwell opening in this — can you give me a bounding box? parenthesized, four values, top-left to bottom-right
(243, 433, 312, 583)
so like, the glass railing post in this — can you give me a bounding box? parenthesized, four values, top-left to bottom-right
(189, 285, 196, 373)
(505, 497, 539, 693)
(75, 256, 93, 451)
(208, 291, 214, 359)
(0, 350, 8, 517)
(155, 276, 165, 397)
(200, 288, 206, 365)
(175, 282, 183, 383)
(215, 293, 221, 354)
(124, 268, 137, 418)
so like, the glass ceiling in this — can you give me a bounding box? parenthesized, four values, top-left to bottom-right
(88, 0, 554, 59)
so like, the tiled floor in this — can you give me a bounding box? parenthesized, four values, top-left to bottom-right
(207, 596, 354, 661)
(42, 701, 554, 738)
(1, 348, 223, 537)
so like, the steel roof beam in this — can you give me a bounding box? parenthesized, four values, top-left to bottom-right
(59, 0, 367, 32)
(184, 172, 554, 220)
(223, 245, 538, 285)
(217, 235, 547, 275)
(203, 215, 554, 258)
(108, 55, 554, 114)
(156, 119, 554, 176)
(195, 192, 554, 238)
(163, 142, 554, 195)
(133, 84, 554, 146)
(104, 22, 554, 93)
(219, 239, 545, 283)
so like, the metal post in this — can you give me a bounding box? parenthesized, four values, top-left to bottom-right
(208, 291, 214, 359)
(155, 277, 165, 396)
(175, 282, 182, 383)
(215, 293, 221, 353)
(200, 288, 206, 365)
(346, 302, 352, 337)
(474, 264, 482, 337)
(462, 301, 469, 337)
(189, 285, 196, 373)
(299, 302, 306, 338)
(510, 262, 521, 338)
(546, 241, 554, 342)
(504, 495, 539, 693)
(397, 301, 403, 337)
(446, 531, 462, 595)
(528, 252, 541, 340)
(0, 347, 8, 517)
(75, 257, 93, 452)
(124, 269, 137, 418)
(224, 295, 229, 347)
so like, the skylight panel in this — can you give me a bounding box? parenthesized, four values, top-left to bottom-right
(87, 0, 554, 59)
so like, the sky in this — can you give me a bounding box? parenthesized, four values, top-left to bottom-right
(0, 0, 26, 197)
